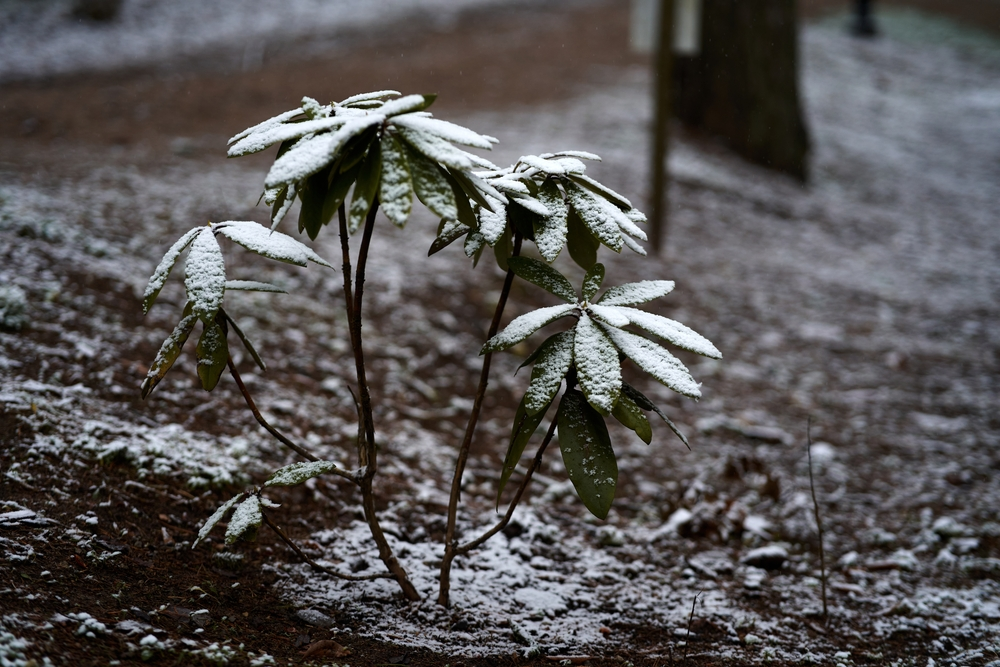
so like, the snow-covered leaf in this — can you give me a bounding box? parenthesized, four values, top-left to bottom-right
(229, 108, 301, 146)
(556, 390, 617, 520)
(195, 318, 228, 391)
(405, 144, 458, 220)
(541, 150, 601, 162)
(141, 305, 197, 399)
(508, 257, 576, 303)
(507, 193, 549, 217)
(270, 182, 297, 229)
(497, 394, 551, 508)
(379, 94, 436, 118)
(213, 221, 333, 268)
(481, 303, 576, 354)
(142, 227, 200, 314)
(519, 154, 566, 175)
(338, 90, 400, 106)
(588, 304, 630, 328)
(227, 115, 348, 157)
(396, 126, 492, 171)
(566, 208, 599, 270)
(616, 307, 721, 358)
(563, 181, 623, 252)
(573, 312, 621, 414)
(428, 219, 470, 256)
(348, 140, 382, 233)
(464, 230, 486, 259)
(225, 496, 262, 545)
(477, 204, 506, 246)
(265, 461, 343, 487)
(533, 180, 568, 262)
(612, 391, 652, 444)
(581, 263, 605, 303)
(567, 173, 632, 210)
(192, 493, 244, 548)
(224, 280, 286, 294)
(265, 116, 382, 188)
(597, 280, 675, 306)
(600, 325, 701, 398)
(392, 113, 494, 149)
(184, 228, 226, 322)
(379, 133, 413, 228)
(524, 330, 574, 414)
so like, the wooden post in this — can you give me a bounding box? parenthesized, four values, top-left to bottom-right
(650, 0, 674, 255)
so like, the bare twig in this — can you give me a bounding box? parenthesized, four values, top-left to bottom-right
(456, 414, 558, 555)
(807, 417, 828, 620)
(262, 512, 392, 581)
(683, 589, 701, 663)
(438, 232, 523, 606)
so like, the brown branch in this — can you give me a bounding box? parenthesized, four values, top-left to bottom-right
(262, 512, 392, 581)
(807, 417, 828, 621)
(338, 203, 356, 343)
(456, 413, 557, 555)
(438, 232, 523, 606)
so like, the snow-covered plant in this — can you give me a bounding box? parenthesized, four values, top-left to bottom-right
(139, 91, 721, 606)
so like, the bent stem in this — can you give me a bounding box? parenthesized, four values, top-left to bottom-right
(339, 201, 420, 601)
(262, 512, 392, 581)
(437, 232, 523, 606)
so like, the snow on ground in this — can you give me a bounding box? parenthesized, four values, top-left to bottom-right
(1, 8, 1000, 663)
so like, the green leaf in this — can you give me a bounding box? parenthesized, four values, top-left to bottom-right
(141, 303, 197, 399)
(379, 133, 413, 228)
(556, 390, 617, 520)
(265, 461, 343, 487)
(225, 495, 262, 545)
(223, 280, 285, 294)
(493, 226, 511, 272)
(581, 263, 605, 303)
(428, 218, 470, 256)
(496, 394, 551, 508)
(516, 331, 565, 373)
(533, 180, 568, 262)
(440, 169, 479, 230)
(621, 382, 689, 448)
(464, 230, 486, 260)
(507, 256, 576, 303)
(600, 324, 701, 398)
(192, 493, 244, 548)
(566, 208, 599, 270)
(184, 227, 226, 323)
(195, 318, 229, 391)
(573, 312, 621, 414)
(348, 140, 382, 234)
(563, 180, 623, 252)
(221, 309, 265, 372)
(447, 166, 495, 213)
(298, 164, 332, 240)
(481, 303, 577, 354)
(142, 227, 200, 314)
(404, 143, 458, 220)
(214, 221, 333, 268)
(567, 173, 632, 210)
(524, 330, 574, 415)
(506, 200, 542, 242)
(322, 161, 361, 226)
(612, 392, 652, 444)
(270, 183, 293, 228)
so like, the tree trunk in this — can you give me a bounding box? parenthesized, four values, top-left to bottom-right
(674, 0, 810, 180)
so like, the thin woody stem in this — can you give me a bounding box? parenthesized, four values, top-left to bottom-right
(438, 232, 523, 606)
(338, 200, 420, 601)
(262, 512, 392, 581)
(456, 413, 558, 555)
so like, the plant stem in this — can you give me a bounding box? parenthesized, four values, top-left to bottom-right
(338, 200, 420, 601)
(437, 232, 523, 606)
(456, 414, 557, 555)
(262, 512, 392, 581)
(806, 417, 828, 621)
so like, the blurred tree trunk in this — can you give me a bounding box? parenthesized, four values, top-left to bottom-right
(674, 0, 810, 180)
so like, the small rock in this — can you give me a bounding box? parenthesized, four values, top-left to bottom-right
(189, 609, 210, 628)
(931, 516, 969, 538)
(597, 525, 625, 547)
(741, 545, 788, 571)
(296, 609, 334, 628)
(743, 633, 762, 645)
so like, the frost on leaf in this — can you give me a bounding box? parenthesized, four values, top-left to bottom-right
(573, 312, 621, 414)
(184, 228, 226, 322)
(265, 116, 382, 188)
(524, 331, 574, 414)
(597, 280, 675, 307)
(508, 257, 576, 303)
(406, 144, 458, 221)
(195, 318, 228, 391)
(228, 108, 302, 147)
(519, 154, 566, 175)
(600, 324, 701, 398)
(141, 307, 197, 399)
(193, 493, 244, 548)
(378, 94, 435, 118)
(587, 304, 630, 328)
(379, 133, 413, 228)
(615, 307, 721, 359)
(533, 180, 568, 262)
(223, 280, 286, 293)
(265, 461, 343, 487)
(338, 90, 400, 106)
(227, 115, 347, 157)
(225, 496, 262, 545)
(392, 114, 495, 149)
(563, 181, 624, 252)
(213, 221, 333, 268)
(143, 227, 201, 314)
(482, 303, 576, 354)
(396, 127, 494, 172)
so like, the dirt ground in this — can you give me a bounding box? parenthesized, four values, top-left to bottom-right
(2, 1, 999, 666)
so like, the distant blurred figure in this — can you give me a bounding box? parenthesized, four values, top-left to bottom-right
(850, 0, 878, 37)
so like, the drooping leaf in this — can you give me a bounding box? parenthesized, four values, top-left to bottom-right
(481, 303, 577, 354)
(506, 200, 543, 241)
(567, 173, 633, 210)
(507, 256, 576, 303)
(396, 126, 492, 171)
(265, 116, 382, 189)
(428, 218, 470, 256)
(348, 139, 382, 234)
(615, 307, 721, 358)
(566, 208, 599, 270)
(391, 113, 495, 149)
(556, 390, 617, 520)
(439, 169, 481, 230)
(581, 263, 605, 303)
(192, 493, 245, 548)
(612, 392, 652, 444)
(524, 330, 574, 414)
(225, 495, 262, 545)
(322, 161, 361, 226)
(404, 143, 458, 220)
(477, 200, 507, 246)
(379, 93, 437, 118)
(492, 226, 512, 271)
(298, 164, 332, 240)
(270, 183, 295, 229)
(195, 318, 229, 391)
(621, 382, 689, 448)
(464, 230, 486, 259)
(228, 115, 348, 157)
(519, 154, 567, 175)
(141, 304, 197, 399)
(379, 133, 413, 228)
(448, 167, 502, 212)
(573, 312, 621, 414)
(229, 107, 303, 147)
(533, 180, 568, 262)
(496, 394, 551, 508)
(223, 280, 285, 293)
(142, 227, 201, 315)
(265, 461, 344, 487)
(338, 90, 401, 106)
(563, 180, 623, 252)
(184, 228, 226, 322)
(213, 221, 333, 268)
(596, 280, 675, 307)
(221, 309, 265, 372)
(599, 324, 701, 398)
